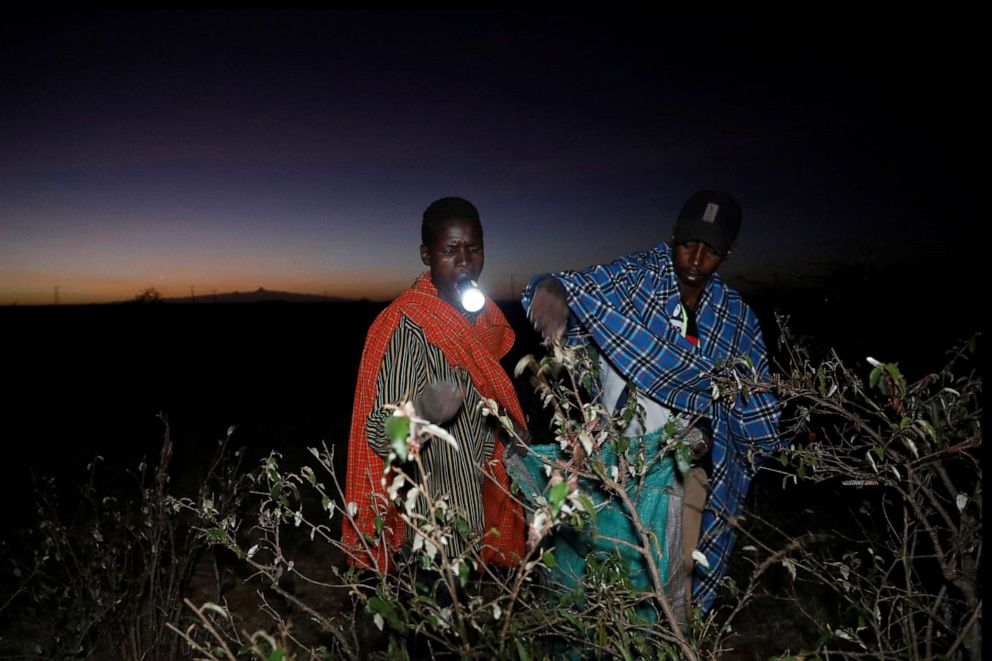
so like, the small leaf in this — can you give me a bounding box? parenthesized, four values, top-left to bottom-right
(691, 549, 710, 570)
(515, 637, 532, 661)
(869, 366, 882, 390)
(917, 419, 938, 442)
(385, 416, 410, 461)
(577, 494, 596, 527)
(675, 444, 692, 477)
(542, 550, 558, 568)
(514, 354, 536, 379)
(956, 493, 967, 512)
(549, 481, 569, 516)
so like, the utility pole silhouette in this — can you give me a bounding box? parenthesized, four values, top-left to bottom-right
(53, 286, 60, 305)
(189, 285, 196, 303)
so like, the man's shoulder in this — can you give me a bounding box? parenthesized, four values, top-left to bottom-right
(710, 277, 760, 325)
(592, 244, 668, 278)
(366, 296, 427, 338)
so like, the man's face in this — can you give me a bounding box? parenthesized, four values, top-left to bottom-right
(420, 217, 485, 309)
(672, 240, 728, 290)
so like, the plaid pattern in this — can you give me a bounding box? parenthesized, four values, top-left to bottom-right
(343, 272, 526, 572)
(521, 241, 782, 612)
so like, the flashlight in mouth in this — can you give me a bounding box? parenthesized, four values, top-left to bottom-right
(456, 277, 485, 313)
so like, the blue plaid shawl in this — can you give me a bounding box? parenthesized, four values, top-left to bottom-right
(521, 241, 782, 612)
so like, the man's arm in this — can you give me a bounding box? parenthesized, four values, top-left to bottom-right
(365, 318, 465, 457)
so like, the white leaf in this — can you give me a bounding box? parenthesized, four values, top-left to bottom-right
(956, 493, 968, 512)
(404, 486, 420, 515)
(781, 557, 797, 580)
(492, 604, 502, 620)
(691, 549, 710, 570)
(247, 544, 259, 559)
(423, 423, 459, 450)
(866, 356, 883, 368)
(373, 613, 384, 631)
(579, 430, 594, 456)
(866, 450, 878, 474)
(741, 545, 757, 553)
(514, 355, 535, 378)
(201, 602, 230, 619)
(387, 474, 405, 501)
(347, 502, 358, 517)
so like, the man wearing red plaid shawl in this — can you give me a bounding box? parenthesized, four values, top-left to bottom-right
(342, 197, 526, 572)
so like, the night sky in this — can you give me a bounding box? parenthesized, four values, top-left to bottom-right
(1, 10, 980, 305)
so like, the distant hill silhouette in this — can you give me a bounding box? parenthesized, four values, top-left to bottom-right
(161, 287, 354, 304)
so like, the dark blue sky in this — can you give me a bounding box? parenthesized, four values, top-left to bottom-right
(1, 10, 978, 304)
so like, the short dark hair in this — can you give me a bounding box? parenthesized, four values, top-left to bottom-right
(421, 196, 482, 246)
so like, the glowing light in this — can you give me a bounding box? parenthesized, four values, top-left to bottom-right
(457, 278, 485, 312)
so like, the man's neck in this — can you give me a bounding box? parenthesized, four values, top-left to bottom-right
(679, 283, 704, 313)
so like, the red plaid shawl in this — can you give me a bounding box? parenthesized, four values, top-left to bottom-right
(342, 272, 526, 571)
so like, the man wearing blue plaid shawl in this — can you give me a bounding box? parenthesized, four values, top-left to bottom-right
(521, 190, 783, 614)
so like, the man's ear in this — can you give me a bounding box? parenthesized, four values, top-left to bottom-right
(420, 244, 431, 266)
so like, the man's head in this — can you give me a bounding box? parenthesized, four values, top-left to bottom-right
(420, 196, 485, 309)
(672, 190, 741, 256)
(670, 190, 741, 303)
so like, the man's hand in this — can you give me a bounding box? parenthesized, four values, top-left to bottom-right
(416, 380, 465, 425)
(528, 276, 569, 341)
(684, 426, 712, 460)
(508, 418, 532, 457)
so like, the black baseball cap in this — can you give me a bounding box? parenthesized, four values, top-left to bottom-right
(672, 190, 741, 255)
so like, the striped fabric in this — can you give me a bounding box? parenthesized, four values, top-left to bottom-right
(366, 317, 496, 557)
(343, 272, 526, 572)
(521, 241, 782, 612)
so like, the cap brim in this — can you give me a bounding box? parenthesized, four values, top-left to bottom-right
(673, 219, 732, 255)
